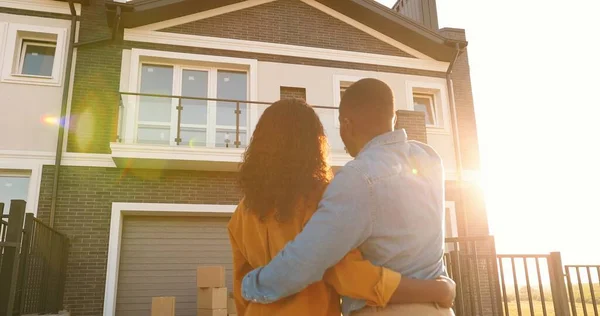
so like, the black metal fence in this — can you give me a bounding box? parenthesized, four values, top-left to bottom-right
(565, 265, 600, 316)
(0, 200, 69, 316)
(445, 236, 503, 316)
(444, 236, 599, 316)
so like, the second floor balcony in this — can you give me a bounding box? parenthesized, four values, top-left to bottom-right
(112, 92, 351, 171)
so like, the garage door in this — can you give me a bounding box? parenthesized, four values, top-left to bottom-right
(116, 215, 233, 316)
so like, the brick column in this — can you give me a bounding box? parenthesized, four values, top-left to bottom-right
(395, 110, 427, 143)
(280, 86, 306, 101)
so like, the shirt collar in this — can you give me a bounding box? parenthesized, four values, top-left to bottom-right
(358, 129, 408, 155)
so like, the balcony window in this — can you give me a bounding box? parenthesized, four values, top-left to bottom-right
(413, 93, 436, 126)
(136, 64, 248, 147)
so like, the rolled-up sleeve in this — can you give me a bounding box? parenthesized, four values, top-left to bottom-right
(241, 166, 373, 303)
(323, 249, 402, 307)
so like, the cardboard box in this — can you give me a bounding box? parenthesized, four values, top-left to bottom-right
(197, 309, 227, 316)
(229, 314, 237, 316)
(197, 266, 226, 288)
(227, 296, 236, 314)
(197, 287, 227, 309)
(151, 297, 175, 316)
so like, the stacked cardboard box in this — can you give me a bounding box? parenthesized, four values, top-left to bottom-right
(197, 266, 227, 316)
(227, 293, 237, 316)
(151, 297, 175, 316)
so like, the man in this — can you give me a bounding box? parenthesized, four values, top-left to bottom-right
(241, 78, 451, 315)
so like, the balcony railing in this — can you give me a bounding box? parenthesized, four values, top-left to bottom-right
(117, 92, 343, 152)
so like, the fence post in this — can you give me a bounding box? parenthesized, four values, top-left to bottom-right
(548, 251, 571, 316)
(489, 236, 504, 316)
(0, 200, 26, 316)
(15, 213, 34, 314)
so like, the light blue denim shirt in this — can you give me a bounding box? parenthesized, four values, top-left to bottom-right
(241, 129, 447, 315)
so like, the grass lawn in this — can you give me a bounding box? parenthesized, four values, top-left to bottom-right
(505, 300, 598, 315)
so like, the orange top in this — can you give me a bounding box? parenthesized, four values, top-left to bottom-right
(228, 191, 402, 316)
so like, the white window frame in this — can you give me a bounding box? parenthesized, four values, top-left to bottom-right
(136, 63, 250, 147)
(405, 80, 451, 134)
(122, 49, 258, 146)
(1, 23, 67, 86)
(0, 162, 43, 216)
(413, 92, 437, 126)
(332, 74, 366, 128)
(17, 40, 57, 77)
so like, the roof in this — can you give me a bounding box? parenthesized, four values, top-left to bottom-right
(105, 0, 467, 62)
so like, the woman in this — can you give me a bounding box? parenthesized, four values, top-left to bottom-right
(228, 99, 453, 315)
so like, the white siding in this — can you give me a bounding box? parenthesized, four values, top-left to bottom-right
(0, 13, 72, 152)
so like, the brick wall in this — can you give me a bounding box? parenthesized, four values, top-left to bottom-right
(162, 0, 413, 58)
(439, 28, 481, 171)
(445, 180, 488, 237)
(395, 110, 427, 143)
(37, 165, 241, 316)
(280, 86, 306, 100)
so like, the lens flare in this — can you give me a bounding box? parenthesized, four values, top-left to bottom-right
(42, 116, 60, 126)
(412, 168, 419, 175)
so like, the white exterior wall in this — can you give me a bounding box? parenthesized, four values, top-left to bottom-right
(0, 13, 72, 152)
(256, 61, 457, 174)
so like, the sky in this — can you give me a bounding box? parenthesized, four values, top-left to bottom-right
(377, 0, 600, 265)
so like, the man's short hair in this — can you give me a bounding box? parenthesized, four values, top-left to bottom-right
(339, 78, 395, 121)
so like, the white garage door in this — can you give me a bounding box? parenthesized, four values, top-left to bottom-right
(116, 215, 233, 316)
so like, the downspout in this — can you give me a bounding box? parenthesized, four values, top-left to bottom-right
(49, 3, 123, 227)
(49, 0, 77, 227)
(446, 43, 469, 236)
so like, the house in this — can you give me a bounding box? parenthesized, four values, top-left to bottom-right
(0, 0, 487, 315)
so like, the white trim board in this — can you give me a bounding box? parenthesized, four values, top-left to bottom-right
(124, 29, 449, 73)
(0, 0, 81, 16)
(103, 202, 237, 316)
(0, 150, 115, 167)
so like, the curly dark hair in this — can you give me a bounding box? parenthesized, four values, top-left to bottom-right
(239, 98, 332, 221)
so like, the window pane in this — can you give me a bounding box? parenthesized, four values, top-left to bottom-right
(137, 126, 171, 144)
(181, 70, 208, 125)
(21, 42, 55, 76)
(216, 129, 246, 148)
(139, 65, 173, 123)
(216, 71, 247, 127)
(0, 175, 29, 215)
(181, 128, 207, 147)
(413, 95, 435, 125)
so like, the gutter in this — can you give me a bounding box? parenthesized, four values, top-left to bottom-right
(49, 3, 123, 227)
(446, 43, 469, 236)
(49, 0, 77, 227)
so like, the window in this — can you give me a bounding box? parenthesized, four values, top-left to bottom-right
(1, 23, 67, 86)
(0, 171, 30, 215)
(413, 93, 436, 126)
(406, 80, 449, 132)
(18, 40, 56, 77)
(137, 64, 249, 147)
(333, 75, 361, 128)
